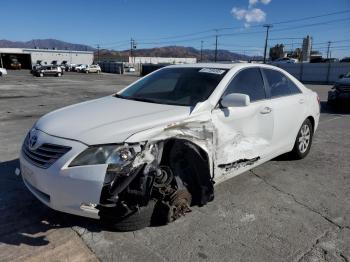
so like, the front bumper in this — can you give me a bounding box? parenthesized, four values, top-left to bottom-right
(20, 130, 108, 219)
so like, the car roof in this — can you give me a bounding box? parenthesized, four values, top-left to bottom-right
(165, 62, 283, 71)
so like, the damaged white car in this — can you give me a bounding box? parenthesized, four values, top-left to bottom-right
(20, 63, 320, 231)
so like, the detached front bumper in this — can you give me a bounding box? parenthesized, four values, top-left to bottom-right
(19, 130, 108, 219)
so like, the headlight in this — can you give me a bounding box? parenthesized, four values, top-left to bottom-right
(69, 144, 142, 167)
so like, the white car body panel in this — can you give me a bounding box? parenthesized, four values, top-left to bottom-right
(0, 68, 8, 75)
(20, 63, 320, 218)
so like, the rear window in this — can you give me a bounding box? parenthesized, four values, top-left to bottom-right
(263, 69, 301, 98)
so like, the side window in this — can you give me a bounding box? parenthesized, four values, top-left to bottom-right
(288, 78, 302, 94)
(264, 69, 301, 98)
(223, 68, 266, 102)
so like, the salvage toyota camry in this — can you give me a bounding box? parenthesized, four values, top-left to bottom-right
(20, 63, 320, 231)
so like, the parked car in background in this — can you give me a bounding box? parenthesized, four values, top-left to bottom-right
(311, 58, 340, 63)
(75, 64, 88, 72)
(340, 57, 350, 63)
(0, 68, 7, 76)
(323, 58, 339, 63)
(272, 57, 298, 64)
(10, 57, 21, 69)
(59, 61, 68, 71)
(124, 65, 136, 72)
(20, 63, 320, 231)
(31, 64, 42, 75)
(34, 65, 63, 77)
(82, 64, 101, 74)
(328, 72, 350, 106)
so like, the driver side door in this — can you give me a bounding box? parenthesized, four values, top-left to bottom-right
(211, 67, 274, 180)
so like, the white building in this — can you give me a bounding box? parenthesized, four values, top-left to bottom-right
(301, 35, 312, 62)
(0, 48, 94, 69)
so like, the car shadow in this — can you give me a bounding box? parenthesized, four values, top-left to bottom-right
(0, 159, 105, 247)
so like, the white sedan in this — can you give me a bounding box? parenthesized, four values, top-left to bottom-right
(0, 67, 7, 76)
(20, 63, 320, 231)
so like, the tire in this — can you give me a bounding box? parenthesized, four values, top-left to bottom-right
(40, 73, 44, 77)
(86, 70, 89, 74)
(97, 70, 100, 74)
(0, 72, 2, 77)
(56, 73, 61, 77)
(101, 200, 156, 231)
(290, 118, 313, 159)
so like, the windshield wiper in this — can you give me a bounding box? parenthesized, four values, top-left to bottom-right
(114, 94, 158, 104)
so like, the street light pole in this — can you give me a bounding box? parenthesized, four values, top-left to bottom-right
(263, 24, 273, 64)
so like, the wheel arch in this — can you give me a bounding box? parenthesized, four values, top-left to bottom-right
(306, 115, 315, 133)
(160, 138, 214, 206)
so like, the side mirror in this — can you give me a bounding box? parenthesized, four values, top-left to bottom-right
(339, 74, 344, 79)
(220, 93, 250, 108)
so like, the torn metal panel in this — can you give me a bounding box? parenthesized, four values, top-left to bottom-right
(218, 157, 260, 172)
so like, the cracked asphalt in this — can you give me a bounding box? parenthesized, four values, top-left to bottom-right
(0, 70, 349, 262)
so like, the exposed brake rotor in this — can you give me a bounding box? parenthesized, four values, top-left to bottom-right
(169, 189, 192, 221)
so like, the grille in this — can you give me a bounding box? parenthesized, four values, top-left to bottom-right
(22, 135, 71, 169)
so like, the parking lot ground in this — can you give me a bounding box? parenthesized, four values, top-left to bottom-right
(0, 70, 349, 262)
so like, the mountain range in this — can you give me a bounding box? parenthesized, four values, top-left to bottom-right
(0, 39, 261, 61)
(0, 39, 95, 51)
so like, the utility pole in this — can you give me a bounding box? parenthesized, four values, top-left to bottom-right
(214, 30, 218, 62)
(130, 38, 133, 63)
(200, 41, 204, 62)
(97, 44, 100, 64)
(326, 41, 331, 58)
(263, 24, 273, 64)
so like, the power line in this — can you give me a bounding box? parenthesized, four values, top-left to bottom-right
(91, 9, 350, 49)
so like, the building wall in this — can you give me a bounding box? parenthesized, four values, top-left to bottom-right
(0, 48, 94, 67)
(27, 49, 93, 65)
(274, 62, 350, 83)
(129, 56, 197, 64)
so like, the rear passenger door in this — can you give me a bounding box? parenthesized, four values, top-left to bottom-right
(262, 68, 306, 152)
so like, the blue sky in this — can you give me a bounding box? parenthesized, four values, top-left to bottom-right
(1, 0, 350, 57)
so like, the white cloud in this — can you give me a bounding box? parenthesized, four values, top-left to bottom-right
(249, 0, 271, 7)
(249, 0, 258, 7)
(231, 7, 266, 23)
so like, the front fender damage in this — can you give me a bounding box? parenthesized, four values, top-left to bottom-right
(98, 114, 263, 225)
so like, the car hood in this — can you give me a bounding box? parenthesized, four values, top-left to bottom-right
(335, 78, 350, 85)
(36, 96, 192, 145)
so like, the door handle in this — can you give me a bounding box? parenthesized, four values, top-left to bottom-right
(299, 99, 305, 104)
(260, 107, 272, 114)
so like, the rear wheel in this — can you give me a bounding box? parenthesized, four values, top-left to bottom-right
(290, 119, 313, 159)
(56, 73, 61, 77)
(0, 72, 2, 77)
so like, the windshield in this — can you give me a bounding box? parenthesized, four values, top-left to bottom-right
(117, 67, 228, 106)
